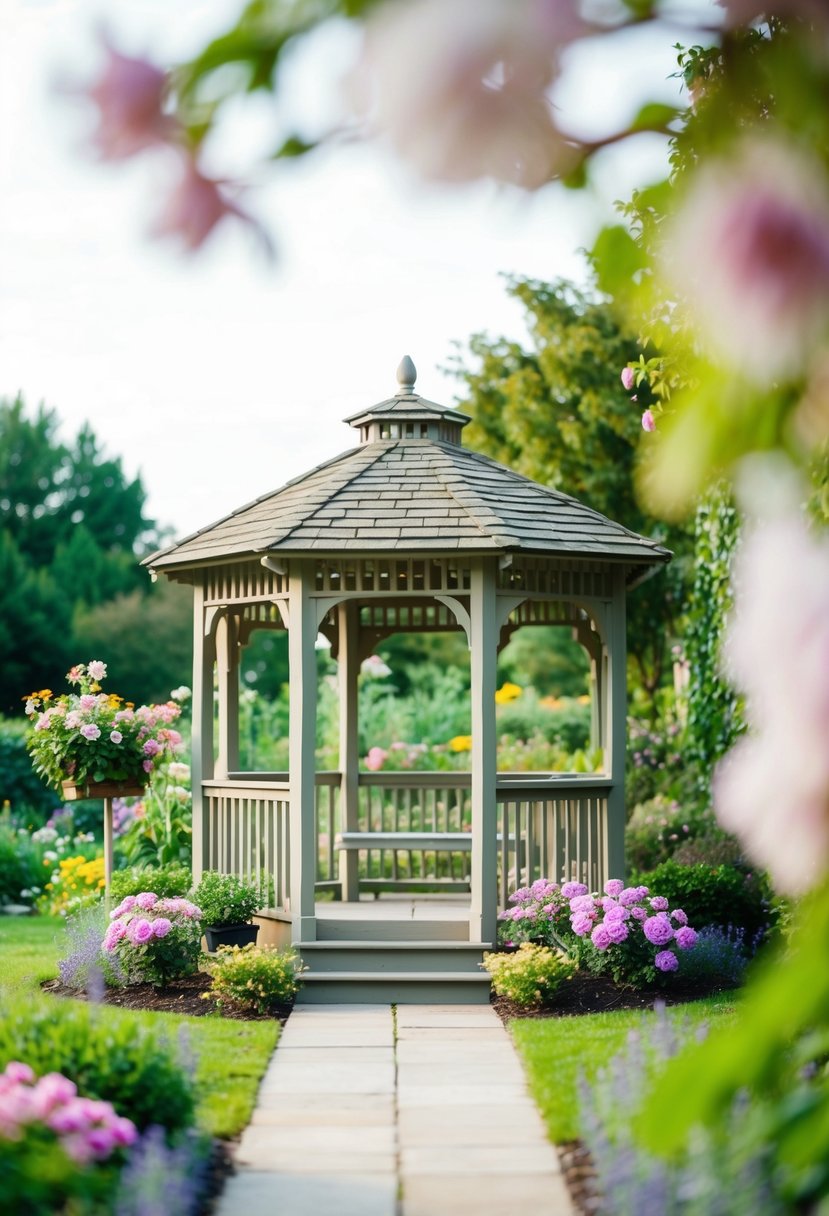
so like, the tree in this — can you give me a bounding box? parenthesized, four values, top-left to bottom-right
(450, 277, 693, 704)
(0, 396, 163, 710)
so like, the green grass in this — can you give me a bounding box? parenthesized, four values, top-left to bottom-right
(510, 992, 738, 1142)
(0, 914, 278, 1138)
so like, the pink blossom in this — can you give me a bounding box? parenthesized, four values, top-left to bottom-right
(561, 881, 588, 899)
(675, 926, 698, 950)
(670, 908, 688, 926)
(641, 409, 656, 433)
(152, 155, 267, 253)
(4, 1063, 35, 1086)
(630, 906, 647, 922)
(353, 0, 584, 189)
(142, 758, 153, 773)
(649, 896, 669, 912)
(142, 738, 161, 756)
(570, 913, 593, 936)
(152, 917, 172, 938)
(714, 514, 829, 893)
(127, 917, 154, 944)
(665, 138, 829, 383)
(79, 694, 98, 710)
(621, 367, 635, 392)
(135, 891, 157, 909)
(84, 41, 174, 160)
(109, 730, 123, 744)
(604, 879, 625, 898)
(66, 665, 84, 684)
(590, 923, 611, 951)
(365, 746, 387, 771)
(643, 914, 674, 946)
(604, 919, 629, 945)
(618, 887, 641, 906)
(80, 723, 101, 741)
(86, 660, 107, 681)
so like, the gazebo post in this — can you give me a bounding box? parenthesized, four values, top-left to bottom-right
(605, 570, 628, 880)
(190, 582, 215, 883)
(469, 557, 498, 946)
(338, 600, 361, 902)
(288, 561, 318, 942)
(215, 612, 240, 778)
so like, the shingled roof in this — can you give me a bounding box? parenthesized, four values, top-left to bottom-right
(145, 358, 671, 577)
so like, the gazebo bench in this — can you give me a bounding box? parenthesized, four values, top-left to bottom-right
(336, 831, 474, 853)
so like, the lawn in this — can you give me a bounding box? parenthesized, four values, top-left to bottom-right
(510, 992, 739, 1142)
(0, 914, 278, 1138)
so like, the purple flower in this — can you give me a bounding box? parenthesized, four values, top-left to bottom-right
(571, 913, 593, 936)
(152, 917, 172, 939)
(643, 915, 674, 946)
(655, 950, 679, 972)
(591, 924, 611, 951)
(618, 887, 641, 906)
(675, 926, 698, 950)
(142, 738, 161, 757)
(135, 892, 158, 910)
(670, 908, 688, 926)
(631, 906, 648, 921)
(604, 879, 624, 898)
(570, 894, 596, 914)
(649, 896, 669, 912)
(128, 918, 154, 944)
(605, 919, 630, 945)
(80, 723, 101, 741)
(604, 905, 629, 922)
(641, 409, 656, 433)
(561, 881, 588, 899)
(109, 730, 123, 745)
(621, 366, 636, 391)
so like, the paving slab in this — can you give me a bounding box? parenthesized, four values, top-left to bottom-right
(216, 1002, 573, 1216)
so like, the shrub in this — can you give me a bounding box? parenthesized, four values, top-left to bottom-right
(560, 879, 700, 987)
(0, 717, 55, 821)
(631, 860, 775, 946)
(677, 924, 752, 989)
(206, 943, 305, 1013)
(497, 877, 572, 947)
(670, 834, 745, 868)
(0, 1001, 195, 1133)
(0, 1061, 137, 1216)
(37, 853, 105, 916)
(191, 871, 269, 928)
(482, 942, 576, 1007)
(110, 863, 192, 902)
(496, 690, 591, 752)
(0, 821, 42, 905)
(103, 894, 203, 986)
(624, 796, 720, 873)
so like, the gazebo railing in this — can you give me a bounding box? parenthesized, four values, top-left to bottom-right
(204, 771, 612, 908)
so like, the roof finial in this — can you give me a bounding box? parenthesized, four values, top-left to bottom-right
(396, 355, 417, 395)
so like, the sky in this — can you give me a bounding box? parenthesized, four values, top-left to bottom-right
(2, 0, 690, 543)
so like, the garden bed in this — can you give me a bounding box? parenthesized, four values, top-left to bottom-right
(491, 970, 736, 1021)
(41, 971, 294, 1025)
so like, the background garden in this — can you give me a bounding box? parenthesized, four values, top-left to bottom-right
(3, 1, 829, 1214)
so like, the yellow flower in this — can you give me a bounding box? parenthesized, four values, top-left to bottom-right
(448, 735, 472, 752)
(539, 695, 562, 710)
(494, 682, 522, 704)
(577, 695, 590, 705)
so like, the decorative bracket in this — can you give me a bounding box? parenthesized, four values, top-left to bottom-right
(434, 594, 472, 644)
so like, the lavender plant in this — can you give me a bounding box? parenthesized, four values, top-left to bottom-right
(579, 1009, 785, 1215)
(114, 1126, 209, 1216)
(58, 902, 122, 993)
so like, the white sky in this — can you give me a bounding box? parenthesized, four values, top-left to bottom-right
(1, 0, 700, 542)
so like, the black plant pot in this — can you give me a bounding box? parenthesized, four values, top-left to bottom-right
(204, 923, 260, 952)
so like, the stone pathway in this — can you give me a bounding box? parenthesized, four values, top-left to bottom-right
(216, 1003, 573, 1216)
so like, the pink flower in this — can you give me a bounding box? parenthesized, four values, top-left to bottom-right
(590, 923, 611, 951)
(561, 881, 588, 899)
(641, 409, 656, 433)
(103, 921, 127, 951)
(135, 892, 157, 909)
(84, 41, 174, 160)
(66, 665, 84, 684)
(365, 746, 387, 771)
(152, 155, 268, 253)
(665, 138, 829, 383)
(715, 514, 829, 894)
(604, 879, 625, 898)
(621, 367, 635, 391)
(670, 908, 688, 926)
(649, 896, 669, 912)
(152, 917, 172, 938)
(80, 723, 101, 741)
(142, 758, 153, 773)
(127, 918, 154, 944)
(654, 950, 679, 973)
(353, 0, 584, 188)
(111, 1115, 138, 1147)
(86, 660, 107, 681)
(604, 919, 629, 945)
(643, 914, 674, 946)
(142, 739, 161, 756)
(109, 730, 123, 744)
(79, 694, 98, 710)
(4, 1063, 35, 1085)
(675, 926, 698, 950)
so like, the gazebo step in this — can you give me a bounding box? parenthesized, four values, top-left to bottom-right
(316, 915, 470, 943)
(297, 970, 492, 1005)
(298, 940, 492, 974)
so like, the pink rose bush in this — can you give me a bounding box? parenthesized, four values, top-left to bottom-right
(0, 1061, 136, 1209)
(500, 877, 697, 986)
(25, 661, 182, 793)
(104, 894, 203, 986)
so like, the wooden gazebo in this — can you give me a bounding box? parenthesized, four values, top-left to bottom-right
(145, 357, 670, 1001)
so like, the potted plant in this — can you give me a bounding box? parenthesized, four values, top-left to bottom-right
(192, 870, 269, 951)
(24, 661, 182, 799)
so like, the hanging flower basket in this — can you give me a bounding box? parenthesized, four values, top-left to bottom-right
(61, 779, 147, 802)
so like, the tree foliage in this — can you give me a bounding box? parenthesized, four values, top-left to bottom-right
(0, 396, 165, 712)
(449, 277, 692, 703)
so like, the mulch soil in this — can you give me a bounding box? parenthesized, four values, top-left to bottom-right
(41, 971, 733, 1216)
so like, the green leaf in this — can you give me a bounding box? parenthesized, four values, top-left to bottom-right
(630, 101, 681, 132)
(590, 224, 647, 300)
(271, 134, 318, 160)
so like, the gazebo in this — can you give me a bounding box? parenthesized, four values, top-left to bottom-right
(145, 357, 670, 1001)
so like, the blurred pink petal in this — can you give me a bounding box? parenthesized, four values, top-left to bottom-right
(641, 409, 656, 432)
(352, 0, 584, 187)
(665, 138, 829, 383)
(85, 40, 174, 160)
(621, 366, 636, 391)
(152, 157, 272, 254)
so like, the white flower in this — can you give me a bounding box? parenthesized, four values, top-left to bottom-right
(361, 654, 392, 679)
(170, 685, 191, 702)
(168, 762, 191, 782)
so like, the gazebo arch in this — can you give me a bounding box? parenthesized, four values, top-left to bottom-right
(145, 357, 670, 1002)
